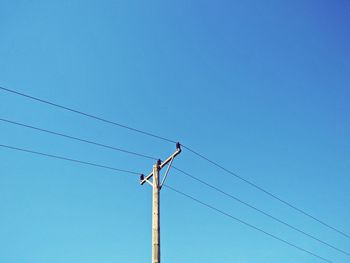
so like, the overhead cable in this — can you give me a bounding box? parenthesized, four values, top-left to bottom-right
(181, 144, 350, 239)
(0, 118, 157, 160)
(0, 140, 335, 263)
(164, 185, 334, 263)
(0, 86, 176, 144)
(2, 117, 348, 255)
(0, 144, 140, 175)
(1, 86, 348, 239)
(172, 166, 350, 256)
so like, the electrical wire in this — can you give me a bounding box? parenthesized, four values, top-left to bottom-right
(0, 118, 157, 160)
(164, 184, 334, 263)
(0, 140, 336, 262)
(0, 86, 176, 144)
(0, 144, 140, 175)
(172, 166, 350, 257)
(181, 145, 350, 239)
(1, 117, 348, 256)
(1, 86, 348, 239)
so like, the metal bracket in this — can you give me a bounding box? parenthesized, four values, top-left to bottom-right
(160, 156, 174, 189)
(140, 142, 181, 189)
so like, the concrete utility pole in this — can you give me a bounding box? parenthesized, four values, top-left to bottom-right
(140, 143, 181, 263)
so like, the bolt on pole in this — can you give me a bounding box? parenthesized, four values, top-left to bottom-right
(140, 143, 181, 263)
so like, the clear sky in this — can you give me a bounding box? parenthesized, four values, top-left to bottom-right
(0, 1, 349, 262)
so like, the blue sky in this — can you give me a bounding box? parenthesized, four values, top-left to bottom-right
(0, 1, 349, 262)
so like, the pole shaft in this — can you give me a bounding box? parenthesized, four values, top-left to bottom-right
(152, 163, 160, 263)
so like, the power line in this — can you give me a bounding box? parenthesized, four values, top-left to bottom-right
(172, 166, 350, 257)
(0, 118, 157, 160)
(181, 144, 350, 239)
(0, 144, 140, 175)
(164, 184, 334, 263)
(1, 86, 348, 240)
(0, 86, 177, 144)
(0, 141, 335, 262)
(2, 117, 347, 256)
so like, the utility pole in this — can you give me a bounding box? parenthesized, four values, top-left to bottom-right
(140, 142, 181, 263)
